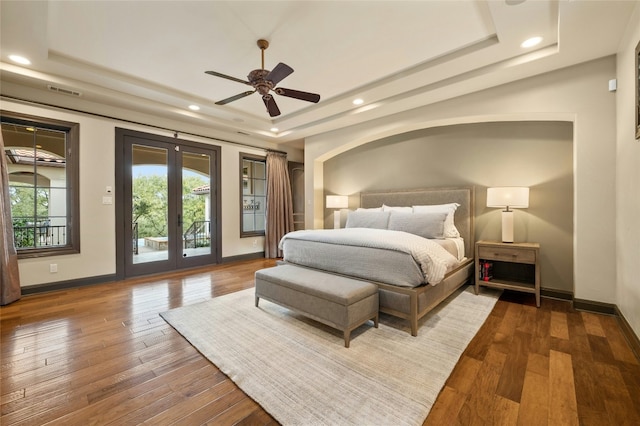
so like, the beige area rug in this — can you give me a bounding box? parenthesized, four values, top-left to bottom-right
(161, 285, 500, 426)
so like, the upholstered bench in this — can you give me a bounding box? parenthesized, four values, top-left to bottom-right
(255, 264, 379, 347)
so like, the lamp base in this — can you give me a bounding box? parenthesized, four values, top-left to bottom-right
(501, 210, 514, 243)
(333, 210, 341, 229)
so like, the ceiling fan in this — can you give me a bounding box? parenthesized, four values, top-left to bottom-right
(205, 39, 320, 117)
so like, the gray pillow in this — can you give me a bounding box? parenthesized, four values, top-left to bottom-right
(345, 210, 391, 229)
(387, 211, 447, 239)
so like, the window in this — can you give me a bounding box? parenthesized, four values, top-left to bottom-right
(240, 153, 266, 237)
(1, 111, 79, 258)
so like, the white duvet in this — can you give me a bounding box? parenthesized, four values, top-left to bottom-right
(279, 228, 460, 285)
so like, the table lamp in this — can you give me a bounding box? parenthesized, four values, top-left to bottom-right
(486, 187, 529, 243)
(326, 195, 349, 229)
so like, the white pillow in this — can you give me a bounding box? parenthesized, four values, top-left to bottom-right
(382, 204, 412, 213)
(412, 203, 460, 238)
(345, 210, 390, 229)
(387, 211, 447, 239)
(356, 207, 382, 212)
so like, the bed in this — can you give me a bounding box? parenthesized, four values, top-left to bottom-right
(279, 187, 475, 336)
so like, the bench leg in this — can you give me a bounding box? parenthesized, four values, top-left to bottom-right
(344, 329, 351, 348)
(255, 295, 259, 307)
(373, 313, 379, 328)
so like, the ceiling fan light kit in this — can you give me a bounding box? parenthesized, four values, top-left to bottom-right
(205, 39, 320, 117)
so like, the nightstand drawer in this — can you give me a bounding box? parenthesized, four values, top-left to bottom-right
(478, 246, 536, 263)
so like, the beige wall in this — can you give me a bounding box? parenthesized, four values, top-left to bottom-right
(615, 6, 640, 337)
(1, 99, 302, 287)
(306, 56, 617, 306)
(323, 121, 574, 293)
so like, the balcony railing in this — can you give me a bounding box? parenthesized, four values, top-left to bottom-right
(183, 220, 211, 249)
(12, 219, 67, 248)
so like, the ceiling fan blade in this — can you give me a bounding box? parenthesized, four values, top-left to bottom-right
(205, 70, 251, 85)
(275, 87, 320, 103)
(265, 63, 294, 86)
(215, 90, 255, 105)
(262, 95, 281, 117)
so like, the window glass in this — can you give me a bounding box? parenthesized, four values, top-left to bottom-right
(1, 113, 79, 257)
(240, 154, 266, 237)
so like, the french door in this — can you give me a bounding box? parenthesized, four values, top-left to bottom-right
(115, 128, 221, 278)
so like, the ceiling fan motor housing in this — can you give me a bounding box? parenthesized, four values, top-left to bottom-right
(248, 69, 274, 96)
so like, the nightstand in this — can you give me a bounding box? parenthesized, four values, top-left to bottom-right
(474, 240, 540, 307)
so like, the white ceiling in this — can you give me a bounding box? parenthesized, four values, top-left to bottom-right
(0, 1, 637, 147)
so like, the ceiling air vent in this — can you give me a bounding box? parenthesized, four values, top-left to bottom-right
(47, 85, 82, 97)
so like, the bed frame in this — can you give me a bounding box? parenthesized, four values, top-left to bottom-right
(359, 187, 475, 336)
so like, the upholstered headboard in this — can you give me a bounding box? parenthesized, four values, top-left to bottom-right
(360, 187, 475, 259)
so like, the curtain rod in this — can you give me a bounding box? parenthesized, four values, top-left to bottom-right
(266, 148, 288, 155)
(0, 94, 274, 153)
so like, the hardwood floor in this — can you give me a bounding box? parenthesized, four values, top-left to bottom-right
(1, 259, 639, 425)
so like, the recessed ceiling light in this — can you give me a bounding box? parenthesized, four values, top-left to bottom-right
(9, 55, 31, 65)
(353, 98, 364, 105)
(188, 105, 200, 111)
(270, 127, 279, 132)
(521, 36, 542, 49)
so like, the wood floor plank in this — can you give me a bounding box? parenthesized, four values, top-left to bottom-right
(458, 349, 508, 423)
(423, 386, 467, 426)
(599, 315, 640, 365)
(102, 363, 223, 425)
(442, 355, 482, 394)
(515, 304, 538, 335)
(492, 394, 520, 424)
(463, 304, 504, 361)
(593, 360, 640, 422)
(517, 370, 549, 426)
(2, 258, 639, 425)
(572, 350, 606, 414)
(581, 311, 606, 337)
(550, 311, 569, 340)
(548, 350, 579, 426)
(524, 352, 549, 377)
(141, 381, 241, 425)
(618, 361, 640, 406)
(588, 334, 617, 364)
(566, 308, 591, 355)
(204, 395, 263, 425)
(495, 330, 531, 403)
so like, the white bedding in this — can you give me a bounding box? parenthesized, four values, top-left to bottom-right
(279, 228, 460, 285)
(432, 238, 466, 261)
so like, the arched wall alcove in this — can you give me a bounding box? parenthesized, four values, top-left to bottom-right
(320, 119, 574, 294)
(303, 54, 617, 302)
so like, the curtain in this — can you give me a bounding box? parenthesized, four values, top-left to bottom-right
(0, 131, 21, 305)
(264, 151, 294, 258)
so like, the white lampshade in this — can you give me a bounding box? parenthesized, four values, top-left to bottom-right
(487, 187, 529, 243)
(326, 195, 349, 209)
(486, 187, 529, 210)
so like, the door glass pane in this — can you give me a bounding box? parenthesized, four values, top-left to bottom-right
(132, 144, 168, 264)
(181, 151, 211, 258)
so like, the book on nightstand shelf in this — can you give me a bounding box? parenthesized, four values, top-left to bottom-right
(479, 260, 493, 281)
